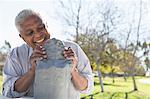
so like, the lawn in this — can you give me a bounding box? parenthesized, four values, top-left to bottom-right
(81, 76, 150, 99)
(0, 75, 150, 99)
(0, 76, 2, 94)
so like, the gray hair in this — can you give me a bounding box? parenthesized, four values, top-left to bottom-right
(15, 9, 42, 32)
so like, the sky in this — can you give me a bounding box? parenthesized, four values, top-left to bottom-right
(0, 0, 67, 49)
(0, 0, 150, 49)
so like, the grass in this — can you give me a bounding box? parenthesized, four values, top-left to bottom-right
(0, 76, 2, 94)
(0, 75, 150, 99)
(81, 76, 150, 99)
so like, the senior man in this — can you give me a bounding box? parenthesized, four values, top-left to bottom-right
(2, 9, 93, 98)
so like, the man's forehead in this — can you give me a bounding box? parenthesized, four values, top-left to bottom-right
(20, 15, 43, 29)
(24, 15, 42, 24)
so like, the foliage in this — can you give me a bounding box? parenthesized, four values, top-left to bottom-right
(0, 40, 11, 62)
(134, 65, 145, 76)
(57, 0, 147, 93)
(100, 65, 111, 74)
(0, 75, 2, 94)
(0, 40, 11, 54)
(78, 32, 145, 76)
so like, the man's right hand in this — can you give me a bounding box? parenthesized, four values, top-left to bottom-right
(29, 45, 47, 72)
(14, 45, 47, 93)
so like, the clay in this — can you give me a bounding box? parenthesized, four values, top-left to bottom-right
(34, 38, 71, 99)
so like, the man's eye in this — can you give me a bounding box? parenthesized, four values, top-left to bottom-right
(27, 31, 34, 36)
(37, 24, 45, 31)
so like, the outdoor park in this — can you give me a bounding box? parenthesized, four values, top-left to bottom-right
(80, 76, 150, 99)
(0, 0, 150, 99)
(0, 74, 150, 98)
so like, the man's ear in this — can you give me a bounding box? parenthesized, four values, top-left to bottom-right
(19, 34, 25, 41)
(19, 34, 22, 38)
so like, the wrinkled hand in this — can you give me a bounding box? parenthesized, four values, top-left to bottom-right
(63, 47, 78, 73)
(29, 45, 47, 72)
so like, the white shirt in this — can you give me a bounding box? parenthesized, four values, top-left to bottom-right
(2, 40, 93, 98)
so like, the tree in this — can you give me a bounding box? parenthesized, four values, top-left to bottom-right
(56, 0, 89, 43)
(118, 0, 144, 91)
(0, 40, 11, 73)
(78, 31, 107, 92)
(0, 40, 11, 54)
(105, 40, 121, 83)
(0, 40, 11, 62)
(84, 0, 121, 92)
(144, 57, 150, 71)
(56, 0, 122, 92)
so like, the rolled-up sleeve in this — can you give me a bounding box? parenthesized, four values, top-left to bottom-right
(2, 52, 28, 98)
(80, 73, 93, 94)
(76, 44, 94, 94)
(2, 75, 27, 97)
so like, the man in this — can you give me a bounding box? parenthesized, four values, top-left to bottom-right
(2, 9, 93, 98)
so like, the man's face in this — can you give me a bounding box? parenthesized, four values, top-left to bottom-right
(19, 15, 50, 48)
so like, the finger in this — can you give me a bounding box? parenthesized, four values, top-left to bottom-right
(64, 52, 74, 58)
(64, 49, 75, 55)
(64, 47, 72, 51)
(67, 56, 78, 68)
(34, 44, 46, 51)
(33, 45, 47, 55)
(31, 48, 47, 63)
(41, 47, 46, 51)
(30, 55, 41, 62)
(30, 56, 43, 62)
(63, 49, 74, 55)
(31, 53, 48, 59)
(64, 47, 68, 50)
(34, 44, 42, 50)
(30, 51, 48, 61)
(67, 56, 77, 61)
(65, 53, 75, 58)
(64, 50, 73, 54)
(68, 47, 73, 51)
(33, 50, 47, 55)
(68, 47, 71, 50)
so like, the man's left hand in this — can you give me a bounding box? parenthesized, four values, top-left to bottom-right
(63, 47, 78, 73)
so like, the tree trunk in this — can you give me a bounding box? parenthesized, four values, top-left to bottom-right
(75, 1, 81, 44)
(96, 64, 104, 92)
(131, 74, 138, 91)
(111, 66, 115, 83)
(112, 73, 115, 83)
(146, 67, 148, 72)
(123, 72, 127, 82)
